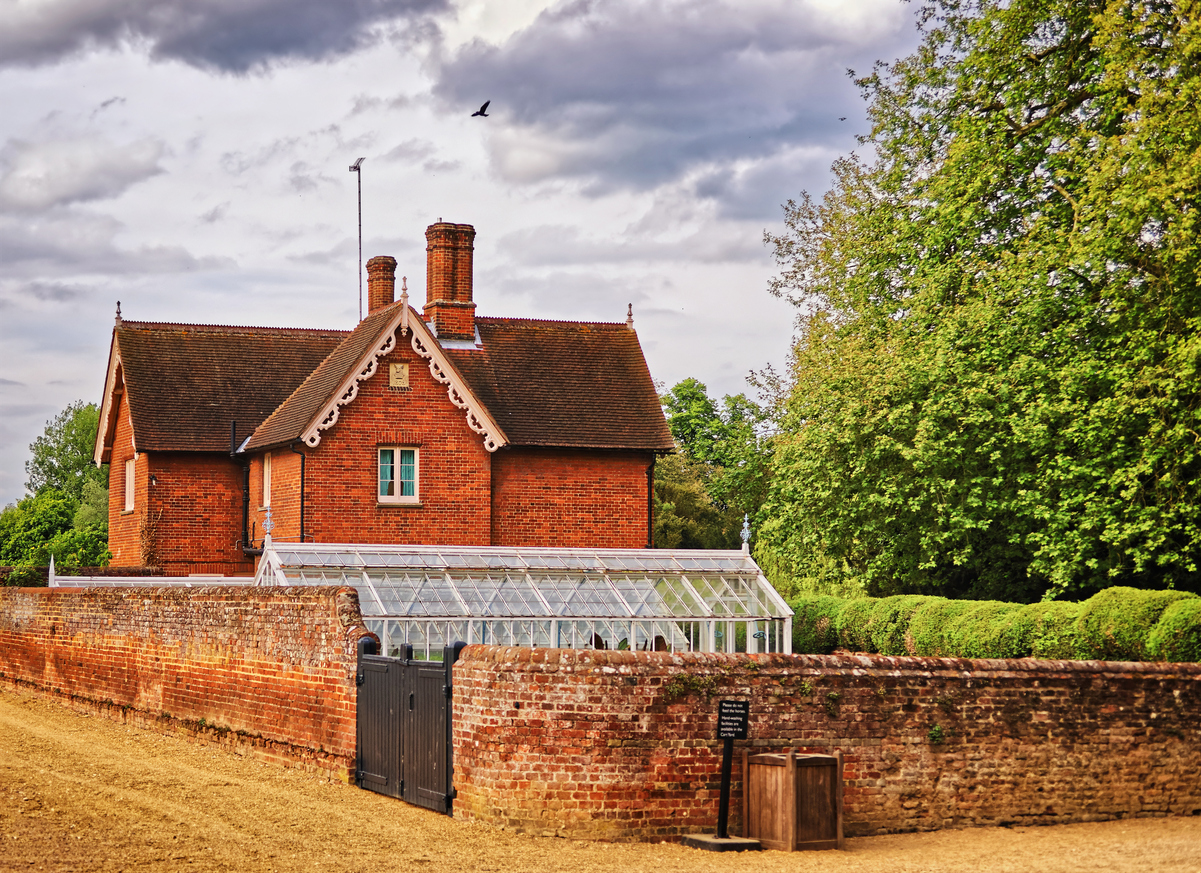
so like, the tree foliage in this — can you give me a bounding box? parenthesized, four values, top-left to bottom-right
(25, 401, 106, 502)
(760, 0, 1201, 600)
(655, 379, 774, 549)
(2, 401, 110, 577)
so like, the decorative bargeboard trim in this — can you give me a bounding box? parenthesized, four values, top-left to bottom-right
(298, 305, 507, 452)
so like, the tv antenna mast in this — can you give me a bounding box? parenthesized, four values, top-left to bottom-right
(349, 157, 365, 320)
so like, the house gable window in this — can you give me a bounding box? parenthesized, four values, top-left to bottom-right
(378, 447, 418, 504)
(124, 458, 135, 511)
(262, 452, 272, 507)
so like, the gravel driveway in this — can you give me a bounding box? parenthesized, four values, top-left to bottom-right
(2, 688, 1199, 873)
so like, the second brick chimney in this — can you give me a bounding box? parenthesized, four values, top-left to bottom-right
(424, 221, 476, 340)
(366, 255, 397, 316)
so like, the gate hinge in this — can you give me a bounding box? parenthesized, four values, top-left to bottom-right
(442, 684, 452, 699)
(356, 670, 365, 687)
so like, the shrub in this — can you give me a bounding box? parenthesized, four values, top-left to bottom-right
(1075, 587, 1198, 661)
(942, 601, 1027, 659)
(869, 595, 938, 655)
(1146, 599, 1201, 663)
(1018, 601, 1082, 660)
(790, 595, 844, 654)
(835, 598, 878, 652)
(907, 600, 976, 656)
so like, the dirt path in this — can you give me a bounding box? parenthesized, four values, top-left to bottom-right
(1, 688, 1199, 873)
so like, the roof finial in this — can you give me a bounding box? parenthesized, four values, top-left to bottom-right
(399, 276, 410, 335)
(626, 303, 634, 329)
(741, 514, 751, 553)
(115, 301, 122, 325)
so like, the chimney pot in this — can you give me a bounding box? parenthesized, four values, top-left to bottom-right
(424, 221, 477, 340)
(366, 255, 398, 316)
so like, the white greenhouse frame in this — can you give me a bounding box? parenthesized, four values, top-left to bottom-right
(50, 543, 793, 660)
(255, 543, 792, 659)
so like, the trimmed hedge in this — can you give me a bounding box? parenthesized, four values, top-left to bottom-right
(1147, 599, 1201, 663)
(788, 587, 1201, 662)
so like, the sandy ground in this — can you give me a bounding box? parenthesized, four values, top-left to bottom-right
(1, 688, 1199, 873)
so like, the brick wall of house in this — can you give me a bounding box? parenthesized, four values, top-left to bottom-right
(490, 448, 654, 548)
(250, 448, 304, 548)
(451, 647, 1201, 841)
(151, 453, 254, 576)
(106, 392, 142, 566)
(293, 337, 495, 546)
(0, 586, 372, 779)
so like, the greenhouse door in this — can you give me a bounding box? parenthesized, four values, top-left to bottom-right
(355, 642, 465, 815)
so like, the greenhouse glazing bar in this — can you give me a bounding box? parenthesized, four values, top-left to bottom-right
(255, 541, 793, 658)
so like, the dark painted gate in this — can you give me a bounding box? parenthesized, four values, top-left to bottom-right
(355, 639, 465, 814)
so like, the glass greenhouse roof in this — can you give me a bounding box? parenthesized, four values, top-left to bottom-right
(253, 542, 792, 622)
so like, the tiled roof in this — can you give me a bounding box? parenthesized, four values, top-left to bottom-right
(115, 321, 347, 453)
(447, 317, 674, 451)
(245, 303, 400, 451)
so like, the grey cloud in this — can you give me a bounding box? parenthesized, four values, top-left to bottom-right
(200, 202, 230, 223)
(422, 158, 460, 173)
(0, 403, 56, 419)
(434, 0, 915, 213)
(0, 212, 227, 277)
(0, 0, 448, 73)
(483, 266, 651, 319)
(18, 281, 88, 302)
(382, 138, 436, 163)
(0, 379, 26, 388)
(496, 221, 764, 268)
(0, 136, 164, 213)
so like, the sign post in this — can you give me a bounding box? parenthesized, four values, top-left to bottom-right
(715, 699, 748, 838)
(681, 699, 760, 852)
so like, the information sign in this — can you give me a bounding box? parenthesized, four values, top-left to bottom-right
(717, 699, 749, 740)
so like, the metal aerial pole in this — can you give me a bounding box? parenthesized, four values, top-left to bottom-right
(349, 157, 365, 320)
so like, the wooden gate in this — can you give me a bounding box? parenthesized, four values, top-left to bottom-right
(355, 640, 465, 814)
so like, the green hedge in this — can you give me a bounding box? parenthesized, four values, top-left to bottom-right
(788, 587, 1201, 662)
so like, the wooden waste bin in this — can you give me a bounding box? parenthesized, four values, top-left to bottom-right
(742, 750, 844, 851)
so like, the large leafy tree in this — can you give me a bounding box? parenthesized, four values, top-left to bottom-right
(2, 401, 109, 578)
(655, 379, 773, 549)
(760, 0, 1201, 600)
(25, 400, 107, 502)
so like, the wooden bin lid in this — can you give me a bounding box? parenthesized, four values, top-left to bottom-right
(746, 751, 839, 767)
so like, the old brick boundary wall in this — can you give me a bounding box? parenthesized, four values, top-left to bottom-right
(451, 647, 1201, 841)
(0, 586, 375, 781)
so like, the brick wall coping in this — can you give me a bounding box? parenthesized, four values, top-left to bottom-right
(24, 584, 345, 598)
(456, 644, 1201, 677)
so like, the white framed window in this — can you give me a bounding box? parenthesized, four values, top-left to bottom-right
(262, 452, 272, 507)
(378, 447, 418, 503)
(124, 458, 135, 511)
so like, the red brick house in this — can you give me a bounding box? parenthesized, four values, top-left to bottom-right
(94, 221, 673, 576)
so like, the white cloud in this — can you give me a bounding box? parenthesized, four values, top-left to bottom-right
(0, 135, 164, 212)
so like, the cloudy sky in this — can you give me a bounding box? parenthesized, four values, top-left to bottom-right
(0, 0, 919, 506)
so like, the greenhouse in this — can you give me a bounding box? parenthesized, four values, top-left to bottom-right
(254, 541, 793, 659)
(49, 542, 794, 659)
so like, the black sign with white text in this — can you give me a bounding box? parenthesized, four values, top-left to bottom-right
(717, 699, 749, 740)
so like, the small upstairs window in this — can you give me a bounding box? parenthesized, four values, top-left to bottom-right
(262, 452, 272, 507)
(378, 447, 418, 503)
(124, 458, 135, 511)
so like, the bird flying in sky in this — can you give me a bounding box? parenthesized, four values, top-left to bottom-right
(472, 100, 490, 117)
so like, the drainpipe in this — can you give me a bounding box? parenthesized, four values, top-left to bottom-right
(230, 421, 263, 557)
(289, 442, 306, 543)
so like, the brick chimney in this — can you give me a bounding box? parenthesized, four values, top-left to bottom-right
(424, 222, 476, 340)
(366, 255, 397, 316)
